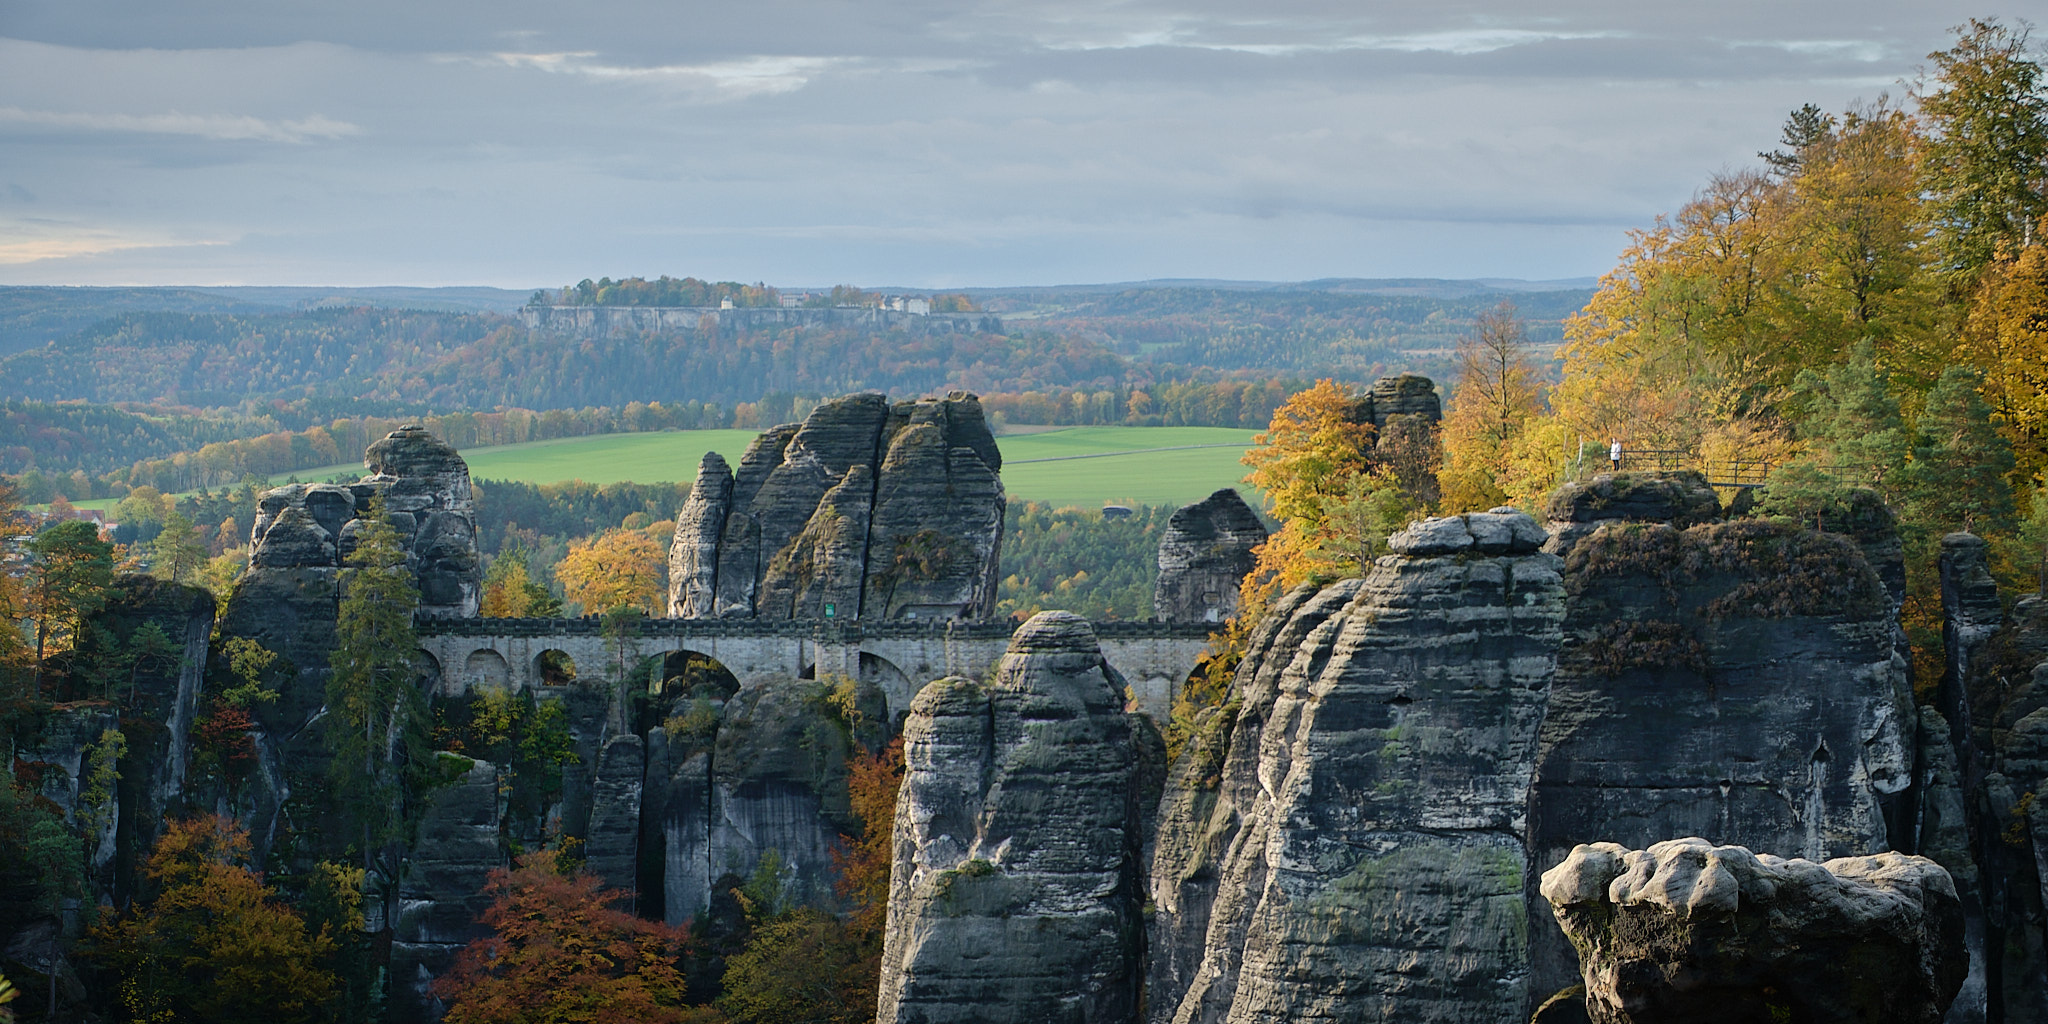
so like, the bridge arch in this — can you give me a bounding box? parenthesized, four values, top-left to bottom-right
(464, 649, 511, 693)
(859, 651, 913, 723)
(535, 649, 577, 687)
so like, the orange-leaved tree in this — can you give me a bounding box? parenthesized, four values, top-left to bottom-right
(834, 736, 905, 940)
(1236, 380, 1419, 611)
(556, 528, 667, 615)
(434, 847, 702, 1024)
(89, 815, 339, 1024)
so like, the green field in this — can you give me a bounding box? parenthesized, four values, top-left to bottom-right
(71, 426, 1266, 513)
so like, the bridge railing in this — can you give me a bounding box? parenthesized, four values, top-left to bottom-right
(417, 615, 1216, 641)
(1571, 448, 1777, 489)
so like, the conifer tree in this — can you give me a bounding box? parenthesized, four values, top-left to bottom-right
(147, 510, 207, 584)
(325, 496, 426, 873)
(1902, 365, 2018, 536)
(1788, 339, 1911, 491)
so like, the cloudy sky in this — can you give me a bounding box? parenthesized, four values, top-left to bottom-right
(0, 1, 1996, 288)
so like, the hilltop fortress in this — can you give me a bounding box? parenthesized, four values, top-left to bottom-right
(521, 303, 1003, 338)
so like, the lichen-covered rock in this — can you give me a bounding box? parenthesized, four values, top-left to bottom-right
(1149, 510, 1566, 1024)
(390, 757, 503, 1020)
(1154, 488, 1267, 623)
(681, 392, 1004, 621)
(879, 612, 1148, 1024)
(1541, 471, 1722, 557)
(1541, 838, 1965, 1024)
(1526, 517, 1913, 1000)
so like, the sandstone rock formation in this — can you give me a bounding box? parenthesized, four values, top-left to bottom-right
(243, 425, 481, 619)
(671, 392, 1004, 622)
(222, 426, 482, 861)
(879, 612, 1148, 1024)
(1147, 510, 1564, 1024)
(1541, 838, 1966, 1024)
(1154, 488, 1267, 623)
(646, 674, 886, 922)
(1525, 479, 1914, 999)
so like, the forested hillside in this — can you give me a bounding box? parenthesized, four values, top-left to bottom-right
(1005, 285, 1588, 378)
(0, 280, 1584, 411)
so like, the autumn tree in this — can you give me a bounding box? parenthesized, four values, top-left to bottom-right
(326, 496, 428, 873)
(1234, 380, 1429, 613)
(88, 815, 339, 1024)
(434, 847, 698, 1024)
(1963, 240, 2048, 479)
(556, 528, 666, 615)
(480, 543, 562, 618)
(1440, 302, 1544, 511)
(1919, 18, 2048, 279)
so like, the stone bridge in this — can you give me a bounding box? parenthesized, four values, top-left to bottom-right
(415, 616, 1217, 725)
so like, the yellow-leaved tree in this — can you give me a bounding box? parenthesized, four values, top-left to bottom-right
(556, 528, 667, 615)
(1963, 238, 2048, 482)
(1439, 302, 1545, 512)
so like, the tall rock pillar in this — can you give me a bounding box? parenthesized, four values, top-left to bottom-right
(1149, 510, 1564, 1024)
(878, 612, 1147, 1024)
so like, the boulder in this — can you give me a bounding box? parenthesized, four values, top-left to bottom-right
(1541, 838, 1966, 1024)
(1153, 488, 1268, 623)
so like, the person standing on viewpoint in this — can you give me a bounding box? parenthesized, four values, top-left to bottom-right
(1609, 437, 1622, 471)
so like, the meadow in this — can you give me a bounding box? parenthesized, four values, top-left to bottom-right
(87, 425, 1264, 512)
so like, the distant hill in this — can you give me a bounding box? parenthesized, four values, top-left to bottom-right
(0, 278, 1592, 410)
(0, 285, 533, 353)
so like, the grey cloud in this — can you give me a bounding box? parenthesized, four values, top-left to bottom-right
(0, 0, 1997, 286)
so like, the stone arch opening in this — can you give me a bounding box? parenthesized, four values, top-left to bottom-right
(658, 650, 740, 702)
(859, 651, 913, 723)
(535, 649, 577, 687)
(464, 649, 511, 693)
(414, 649, 443, 691)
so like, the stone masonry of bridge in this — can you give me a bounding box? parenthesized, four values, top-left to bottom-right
(415, 616, 1216, 725)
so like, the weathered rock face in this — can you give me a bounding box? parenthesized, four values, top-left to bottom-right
(1541, 838, 1966, 1024)
(1540, 471, 1723, 557)
(389, 758, 502, 1019)
(879, 612, 1148, 1024)
(1154, 488, 1268, 623)
(1148, 510, 1564, 1024)
(223, 426, 482, 862)
(672, 392, 1004, 622)
(1934, 533, 2048, 1024)
(647, 674, 885, 922)
(1526, 508, 1915, 1000)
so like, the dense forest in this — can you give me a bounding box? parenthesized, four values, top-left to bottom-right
(1015, 286, 1586, 379)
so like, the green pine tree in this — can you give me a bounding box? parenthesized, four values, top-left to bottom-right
(1788, 340, 1910, 492)
(1902, 365, 2019, 536)
(147, 510, 208, 584)
(325, 497, 426, 874)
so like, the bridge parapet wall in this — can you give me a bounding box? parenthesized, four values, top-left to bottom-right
(415, 617, 1215, 725)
